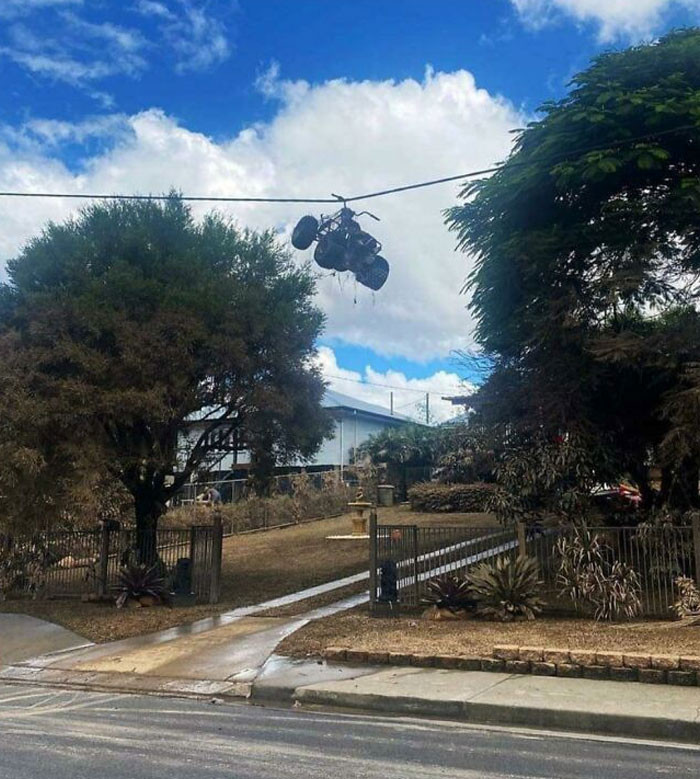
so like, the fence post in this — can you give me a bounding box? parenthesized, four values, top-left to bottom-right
(369, 510, 377, 611)
(209, 512, 223, 604)
(692, 514, 700, 588)
(189, 524, 197, 590)
(412, 525, 419, 607)
(97, 524, 110, 598)
(517, 521, 527, 557)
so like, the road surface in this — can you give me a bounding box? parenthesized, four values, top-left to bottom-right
(0, 684, 697, 778)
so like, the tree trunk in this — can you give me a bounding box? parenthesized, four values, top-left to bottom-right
(250, 438, 276, 497)
(661, 458, 700, 511)
(134, 490, 165, 565)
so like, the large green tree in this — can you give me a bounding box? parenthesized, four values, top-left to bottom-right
(0, 197, 331, 554)
(447, 29, 700, 512)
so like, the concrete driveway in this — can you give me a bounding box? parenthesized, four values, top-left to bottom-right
(0, 614, 89, 666)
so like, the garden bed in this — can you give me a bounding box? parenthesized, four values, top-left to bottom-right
(277, 608, 700, 659)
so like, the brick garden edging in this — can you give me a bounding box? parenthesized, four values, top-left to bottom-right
(321, 645, 700, 687)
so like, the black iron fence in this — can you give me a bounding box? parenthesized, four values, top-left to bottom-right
(370, 519, 700, 617)
(370, 521, 517, 609)
(0, 523, 222, 604)
(526, 524, 698, 617)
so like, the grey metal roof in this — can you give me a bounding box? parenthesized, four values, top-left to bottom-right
(187, 388, 413, 424)
(322, 388, 413, 422)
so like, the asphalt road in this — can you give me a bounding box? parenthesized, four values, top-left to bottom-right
(0, 684, 698, 779)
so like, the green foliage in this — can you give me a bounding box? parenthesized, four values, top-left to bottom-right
(0, 197, 330, 544)
(556, 527, 642, 620)
(358, 424, 443, 469)
(407, 482, 496, 513)
(435, 423, 498, 484)
(490, 432, 613, 526)
(114, 563, 170, 608)
(465, 555, 544, 622)
(421, 574, 476, 613)
(446, 30, 700, 512)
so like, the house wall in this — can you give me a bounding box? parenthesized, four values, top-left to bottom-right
(311, 411, 396, 467)
(179, 409, 403, 474)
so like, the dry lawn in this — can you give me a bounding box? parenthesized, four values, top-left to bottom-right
(0, 505, 495, 643)
(278, 609, 700, 659)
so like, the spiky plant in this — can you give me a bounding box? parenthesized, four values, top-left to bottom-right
(556, 527, 605, 609)
(466, 555, 544, 621)
(113, 563, 170, 608)
(590, 561, 641, 621)
(422, 574, 476, 613)
(672, 576, 700, 618)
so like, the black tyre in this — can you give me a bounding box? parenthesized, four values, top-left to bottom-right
(291, 215, 319, 250)
(314, 236, 347, 270)
(346, 232, 379, 272)
(356, 255, 389, 291)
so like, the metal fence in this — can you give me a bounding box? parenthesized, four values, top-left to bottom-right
(370, 522, 517, 609)
(526, 524, 698, 617)
(370, 520, 700, 617)
(174, 472, 337, 506)
(0, 523, 222, 604)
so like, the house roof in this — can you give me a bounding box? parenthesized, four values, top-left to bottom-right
(322, 388, 413, 423)
(187, 388, 413, 425)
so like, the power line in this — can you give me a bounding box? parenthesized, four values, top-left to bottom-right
(0, 123, 696, 206)
(326, 372, 468, 395)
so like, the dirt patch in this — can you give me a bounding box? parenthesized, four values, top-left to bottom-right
(1, 506, 493, 643)
(278, 609, 700, 659)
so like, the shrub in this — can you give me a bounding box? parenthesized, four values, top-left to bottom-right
(421, 574, 476, 613)
(672, 576, 700, 618)
(408, 482, 496, 513)
(113, 563, 170, 608)
(590, 561, 642, 621)
(556, 527, 642, 621)
(164, 472, 355, 533)
(466, 555, 544, 621)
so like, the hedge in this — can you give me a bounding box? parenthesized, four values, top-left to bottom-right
(408, 482, 496, 513)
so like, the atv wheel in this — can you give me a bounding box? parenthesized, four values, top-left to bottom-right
(314, 236, 347, 270)
(356, 255, 389, 291)
(291, 215, 319, 250)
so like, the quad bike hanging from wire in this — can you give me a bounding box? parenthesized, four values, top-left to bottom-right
(291, 203, 390, 291)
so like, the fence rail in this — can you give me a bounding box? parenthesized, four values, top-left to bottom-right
(370, 523, 516, 609)
(0, 523, 222, 604)
(370, 520, 700, 617)
(174, 471, 349, 506)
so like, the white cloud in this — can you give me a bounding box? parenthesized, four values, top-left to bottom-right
(512, 0, 700, 40)
(0, 0, 232, 99)
(316, 347, 472, 425)
(0, 68, 524, 362)
(0, 0, 82, 19)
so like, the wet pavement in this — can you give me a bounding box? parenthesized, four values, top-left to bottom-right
(0, 614, 90, 666)
(0, 589, 368, 697)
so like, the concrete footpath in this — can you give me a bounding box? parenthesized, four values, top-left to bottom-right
(4, 643, 700, 743)
(0, 614, 89, 665)
(252, 658, 700, 743)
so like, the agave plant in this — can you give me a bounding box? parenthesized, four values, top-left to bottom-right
(422, 573, 476, 613)
(466, 555, 544, 622)
(113, 563, 170, 608)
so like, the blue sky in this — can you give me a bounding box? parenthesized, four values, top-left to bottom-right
(1, 0, 699, 420)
